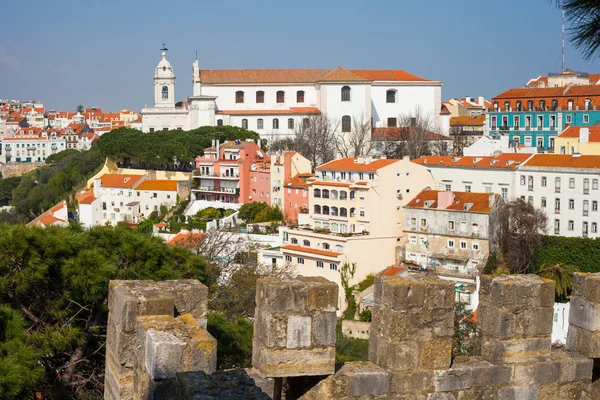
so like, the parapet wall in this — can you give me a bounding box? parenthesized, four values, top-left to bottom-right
(105, 273, 600, 400)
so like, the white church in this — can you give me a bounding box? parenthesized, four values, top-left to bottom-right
(141, 51, 444, 139)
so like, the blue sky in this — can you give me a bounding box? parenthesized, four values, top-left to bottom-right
(1, 0, 599, 112)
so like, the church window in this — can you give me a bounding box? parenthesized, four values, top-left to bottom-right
(277, 91, 285, 103)
(161, 86, 168, 100)
(273, 118, 279, 129)
(242, 119, 248, 129)
(236, 91, 244, 103)
(257, 119, 264, 129)
(297, 91, 304, 103)
(342, 115, 351, 132)
(256, 91, 264, 103)
(341, 86, 351, 102)
(288, 118, 294, 129)
(217, 119, 223, 126)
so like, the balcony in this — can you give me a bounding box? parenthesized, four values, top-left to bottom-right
(537, 126, 543, 131)
(525, 126, 531, 131)
(192, 186, 240, 194)
(287, 224, 369, 237)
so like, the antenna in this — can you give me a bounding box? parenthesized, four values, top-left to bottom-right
(160, 43, 169, 52)
(562, 0, 565, 72)
(195, 50, 198, 61)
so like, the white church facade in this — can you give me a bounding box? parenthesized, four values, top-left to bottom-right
(141, 52, 444, 139)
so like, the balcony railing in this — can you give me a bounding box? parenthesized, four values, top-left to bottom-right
(538, 126, 543, 131)
(193, 186, 239, 194)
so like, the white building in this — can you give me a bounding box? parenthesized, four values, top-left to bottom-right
(462, 135, 537, 157)
(141, 52, 443, 139)
(1, 127, 67, 164)
(78, 174, 190, 227)
(516, 154, 600, 238)
(411, 153, 534, 202)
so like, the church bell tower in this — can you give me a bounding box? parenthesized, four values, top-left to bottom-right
(154, 47, 176, 108)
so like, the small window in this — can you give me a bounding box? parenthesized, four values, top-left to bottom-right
(323, 243, 330, 250)
(256, 91, 264, 103)
(273, 118, 279, 129)
(342, 115, 351, 132)
(257, 118, 264, 129)
(460, 241, 467, 249)
(387, 117, 397, 127)
(541, 197, 546, 208)
(594, 179, 599, 190)
(217, 119, 223, 126)
(242, 119, 248, 129)
(303, 118, 309, 129)
(317, 261, 324, 268)
(329, 263, 338, 271)
(420, 218, 427, 228)
(448, 221, 455, 230)
(448, 240, 455, 248)
(568, 220, 574, 231)
(541, 176, 547, 187)
(235, 91, 244, 103)
(291, 238, 298, 244)
(569, 178, 575, 189)
(341, 86, 351, 101)
(285, 255, 292, 262)
(303, 239, 310, 246)
(297, 90, 304, 103)
(288, 118, 294, 130)
(297, 257, 304, 264)
(161, 86, 168, 99)
(386, 90, 396, 103)
(277, 91, 285, 103)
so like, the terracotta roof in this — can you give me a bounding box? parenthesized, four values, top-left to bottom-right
(493, 86, 566, 100)
(590, 74, 600, 84)
(50, 201, 65, 213)
(405, 189, 499, 214)
(354, 181, 368, 185)
(204, 140, 252, 151)
(371, 127, 449, 141)
(100, 174, 144, 189)
(522, 154, 600, 169)
(317, 157, 398, 172)
(77, 190, 97, 204)
(199, 68, 433, 84)
(281, 244, 342, 258)
(559, 126, 600, 142)
(412, 153, 532, 169)
(216, 107, 321, 116)
(564, 84, 600, 96)
(39, 214, 65, 226)
(379, 266, 406, 276)
(284, 173, 310, 188)
(135, 180, 178, 191)
(154, 223, 167, 228)
(450, 115, 486, 126)
(309, 181, 352, 187)
(440, 104, 451, 115)
(167, 231, 207, 246)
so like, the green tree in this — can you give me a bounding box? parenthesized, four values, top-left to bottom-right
(76, 105, 84, 113)
(537, 263, 579, 298)
(197, 207, 222, 220)
(206, 313, 253, 370)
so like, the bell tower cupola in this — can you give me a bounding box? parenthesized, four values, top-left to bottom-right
(154, 46, 176, 108)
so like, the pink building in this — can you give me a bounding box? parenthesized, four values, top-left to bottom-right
(282, 173, 311, 223)
(248, 158, 271, 204)
(271, 152, 313, 222)
(193, 139, 268, 204)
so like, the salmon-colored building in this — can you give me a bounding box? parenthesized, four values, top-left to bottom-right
(270, 152, 312, 222)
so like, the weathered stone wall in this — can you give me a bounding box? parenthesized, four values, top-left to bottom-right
(301, 274, 594, 400)
(341, 320, 371, 340)
(1, 161, 44, 178)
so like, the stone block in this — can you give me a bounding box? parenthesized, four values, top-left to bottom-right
(312, 312, 336, 346)
(513, 361, 560, 386)
(433, 368, 472, 392)
(389, 370, 434, 393)
(427, 393, 456, 400)
(163, 279, 208, 318)
(571, 327, 600, 358)
(351, 368, 391, 396)
(111, 286, 139, 332)
(418, 339, 453, 370)
(450, 356, 513, 388)
(138, 288, 175, 316)
(481, 335, 551, 364)
(379, 275, 454, 310)
(480, 274, 555, 309)
(254, 310, 287, 348)
(498, 386, 539, 400)
(255, 278, 307, 314)
(145, 329, 186, 380)
(569, 296, 600, 331)
(182, 328, 217, 374)
(551, 348, 593, 383)
(286, 315, 312, 349)
(577, 273, 600, 304)
(106, 322, 136, 368)
(252, 338, 335, 377)
(572, 272, 586, 297)
(478, 301, 553, 339)
(302, 277, 338, 312)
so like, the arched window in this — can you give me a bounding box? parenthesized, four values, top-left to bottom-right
(322, 242, 330, 250)
(297, 91, 305, 103)
(568, 99, 574, 110)
(257, 119, 264, 129)
(288, 118, 294, 129)
(322, 189, 330, 199)
(235, 91, 244, 103)
(303, 118, 309, 129)
(341, 86, 351, 102)
(314, 188, 321, 198)
(303, 239, 310, 246)
(161, 86, 168, 100)
(342, 115, 351, 133)
(331, 190, 338, 199)
(335, 245, 344, 252)
(256, 91, 264, 103)
(277, 91, 285, 103)
(493, 102, 498, 110)
(331, 223, 339, 233)
(504, 101, 510, 111)
(331, 207, 338, 216)
(273, 118, 279, 129)
(340, 207, 347, 217)
(315, 221, 322, 229)
(386, 90, 396, 103)
(539, 100, 546, 110)
(340, 191, 347, 200)
(340, 224, 348, 233)
(241, 119, 248, 129)
(291, 238, 298, 244)
(516, 100, 522, 111)
(527, 100, 533, 111)
(314, 205, 321, 214)
(323, 206, 330, 215)
(217, 119, 223, 126)
(350, 191, 355, 199)
(551, 99, 558, 111)
(350, 207, 356, 217)
(586, 98, 593, 110)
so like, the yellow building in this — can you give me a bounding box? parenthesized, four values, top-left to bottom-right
(555, 126, 600, 155)
(120, 109, 139, 126)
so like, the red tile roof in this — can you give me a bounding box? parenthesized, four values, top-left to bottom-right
(77, 189, 97, 204)
(317, 158, 398, 172)
(412, 153, 532, 169)
(167, 231, 207, 246)
(559, 126, 600, 142)
(309, 181, 352, 187)
(284, 173, 311, 188)
(216, 107, 321, 115)
(39, 214, 65, 226)
(100, 174, 144, 189)
(135, 180, 178, 191)
(372, 127, 449, 142)
(379, 266, 406, 276)
(450, 115, 486, 126)
(199, 68, 433, 84)
(522, 154, 600, 169)
(405, 189, 499, 214)
(494, 86, 566, 99)
(50, 201, 66, 213)
(281, 244, 342, 258)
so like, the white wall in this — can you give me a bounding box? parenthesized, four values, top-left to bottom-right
(371, 84, 440, 128)
(200, 84, 318, 111)
(423, 166, 516, 200)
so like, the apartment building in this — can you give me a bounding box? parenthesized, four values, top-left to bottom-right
(265, 156, 435, 306)
(411, 153, 533, 201)
(192, 139, 268, 204)
(555, 126, 600, 155)
(270, 151, 312, 223)
(1, 127, 67, 163)
(78, 174, 189, 227)
(516, 154, 600, 238)
(402, 190, 501, 276)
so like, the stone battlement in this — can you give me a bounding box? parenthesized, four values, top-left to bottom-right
(105, 273, 600, 400)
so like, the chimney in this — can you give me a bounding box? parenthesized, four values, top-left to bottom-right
(478, 96, 485, 107)
(489, 193, 495, 208)
(93, 178, 101, 198)
(216, 140, 220, 158)
(580, 127, 590, 143)
(437, 191, 454, 209)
